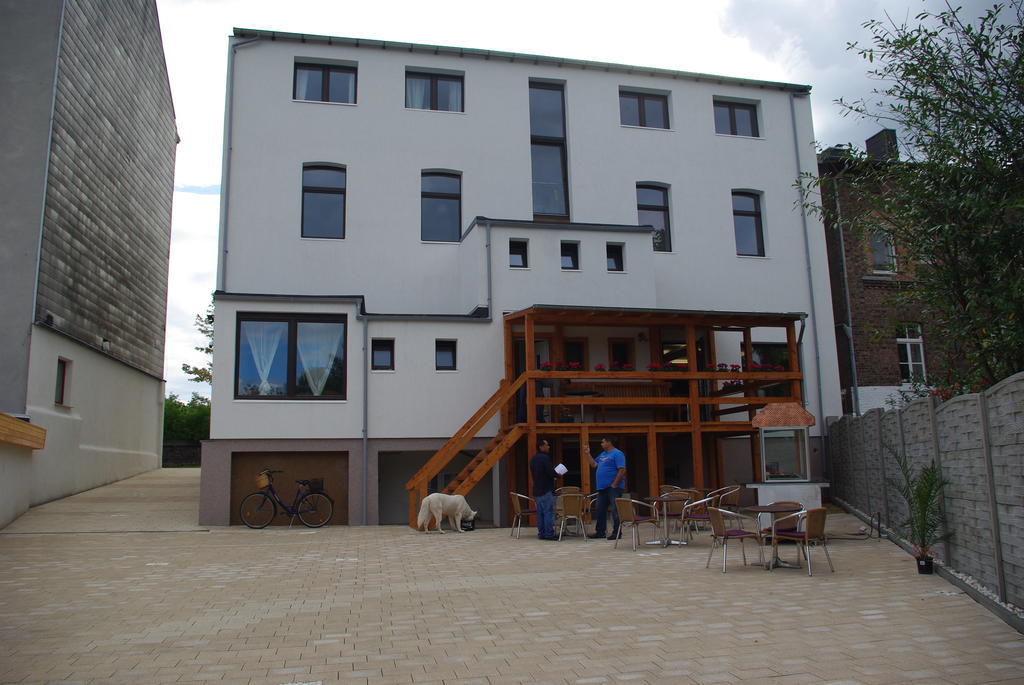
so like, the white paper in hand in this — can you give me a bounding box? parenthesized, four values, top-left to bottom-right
(554, 463, 568, 476)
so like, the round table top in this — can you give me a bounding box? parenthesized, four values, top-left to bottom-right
(743, 504, 801, 514)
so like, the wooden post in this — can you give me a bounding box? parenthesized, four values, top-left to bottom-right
(503, 318, 515, 428)
(649, 326, 660, 366)
(580, 426, 592, 494)
(525, 314, 536, 445)
(647, 425, 658, 497)
(686, 324, 703, 487)
(786, 322, 802, 402)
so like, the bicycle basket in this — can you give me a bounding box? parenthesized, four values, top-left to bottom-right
(255, 473, 270, 489)
(308, 478, 324, 493)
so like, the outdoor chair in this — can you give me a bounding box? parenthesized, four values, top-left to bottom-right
(658, 490, 691, 539)
(554, 486, 581, 521)
(681, 495, 715, 540)
(718, 486, 742, 512)
(557, 493, 588, 541)
(509, 492, 536, 539)
(706, 506, 764, 573)
(613, 498, 660, 551)
(769, 507, 834, 576)
(659, 484, 684, 495)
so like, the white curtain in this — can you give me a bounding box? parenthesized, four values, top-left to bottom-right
(406, 77, 428, 108)
(295, 69, 314, 99)
(297, 323, 344, 396)
(243, 322, 284, 395)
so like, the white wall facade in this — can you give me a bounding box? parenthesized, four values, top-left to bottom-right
(207, 32, 842, 523)
(23, 326, 163, 506)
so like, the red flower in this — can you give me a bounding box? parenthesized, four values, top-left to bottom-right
(594, 363, 606, 371)
(774, 365, 785, 372)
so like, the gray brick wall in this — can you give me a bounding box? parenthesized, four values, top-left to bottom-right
(34, 0, 176, 378)
(830, 372, 1024, 608)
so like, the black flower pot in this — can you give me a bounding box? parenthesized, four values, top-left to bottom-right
(916, 557, 934, 574)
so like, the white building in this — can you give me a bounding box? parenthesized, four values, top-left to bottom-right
(200, 29, 842, 526)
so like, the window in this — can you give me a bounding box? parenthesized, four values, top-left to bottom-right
(761, 428, 809, 481)
(560, 241, 579, 270)
(565, 339, 588, 369)
(870, 232, 897, 272)
(530, 82, 569, 220)
(619, 91, 668, 128)
(302, 166, 345, 239)
(608, 339, 635, 368)
(55, 358, 70, 405)
(637, 184, 671, 252)
(435, 340, 457, 370)
(235, 315, 346, 399)
(606, 243, 624, 272)
(732, 192, 764, 256)
(406, 71, 463, 111)
(294, 63, 356, 104)
(509, 239, 529, 268)
(897, 324, 926, 383)
(371, 339, 394, 371)
(714, 100, 759, 137)
(421, 172, 461, 241)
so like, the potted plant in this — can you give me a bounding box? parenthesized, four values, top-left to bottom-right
(539, 361, 553, 371)
(886, 449, 951, 574)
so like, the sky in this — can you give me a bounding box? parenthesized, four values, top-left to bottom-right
(155, 0, 993, 399)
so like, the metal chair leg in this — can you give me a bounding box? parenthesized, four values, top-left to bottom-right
(822, 540, 835, 572)
(706, 538, 717, 568)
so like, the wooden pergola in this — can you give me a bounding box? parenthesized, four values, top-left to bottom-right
(503, 305, 806, 497)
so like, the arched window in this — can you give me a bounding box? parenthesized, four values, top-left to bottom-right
(732, 191, 764, 256)
(421, 172, 461, 242)
(637, 184, 671, 252)
(301, 166, 346, 239)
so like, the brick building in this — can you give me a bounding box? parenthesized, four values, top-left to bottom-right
(0, 0, 177, 527)
(819, 130, 941, 414)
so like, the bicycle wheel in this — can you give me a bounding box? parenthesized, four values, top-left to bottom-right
(239, 492, 276, 528)
(297, 493, 333, 527)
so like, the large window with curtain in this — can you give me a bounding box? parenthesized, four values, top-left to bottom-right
(405, 71, 463, 111)
(235, 314, 347, 399)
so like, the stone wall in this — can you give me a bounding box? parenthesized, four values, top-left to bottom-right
(829, 372, 1024, 608)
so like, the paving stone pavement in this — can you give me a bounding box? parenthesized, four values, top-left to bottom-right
(1, 469, 1023, 685)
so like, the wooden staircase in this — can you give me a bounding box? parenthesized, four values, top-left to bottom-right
(405, 375, 527, 528)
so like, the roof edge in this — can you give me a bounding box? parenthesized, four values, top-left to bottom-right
(231, 28, 812, 93)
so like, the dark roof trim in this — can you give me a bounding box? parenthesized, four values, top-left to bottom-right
(232, 28, 812, 94)
(510, 304, 807, 321)
(465, 216, 655, 239)
(214, 291, 490, 322)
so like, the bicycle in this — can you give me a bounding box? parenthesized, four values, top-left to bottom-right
(239, 469, 334, 528)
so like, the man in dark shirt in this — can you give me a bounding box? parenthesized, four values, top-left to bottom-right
(529, 438, 557, 540)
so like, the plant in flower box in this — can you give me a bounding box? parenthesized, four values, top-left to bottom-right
(716, 363, 729, 372)
(609, 361, 623, 372)
(567, 361, 582, 371)
(730, 364, 741, 373)
(593, 363, 606, 372)
(539, 361, 553, 371)
(555, 361, 569, 371)
(620, 363, 634, 372)
(646, 362, 661, 372)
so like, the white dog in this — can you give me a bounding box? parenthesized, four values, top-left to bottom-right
(417, 493, 477, 533)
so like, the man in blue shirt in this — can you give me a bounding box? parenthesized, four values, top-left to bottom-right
(583, 437, 626, 539)
(529, 439, 557, 540)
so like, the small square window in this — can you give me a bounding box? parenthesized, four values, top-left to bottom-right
(435, 340, 457, 371)
(619, 91, 669, 129)
(294, 63, 356, 104)
(714, 100, 760, 137)
(606, 243, 624, 272)
(560, 242, 579, 270)
(371, 339, 394, 370)
(509, 239, 529, 268)
(406, 71, 464, 112)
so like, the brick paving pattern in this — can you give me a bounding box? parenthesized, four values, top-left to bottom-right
(1, 469, 1022, 684)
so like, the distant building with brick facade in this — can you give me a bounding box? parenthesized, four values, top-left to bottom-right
(0, 0, 177, 527)
(818, 130, 940, 414)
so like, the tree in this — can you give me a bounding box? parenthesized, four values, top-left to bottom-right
(181, 296, 214, 384)
(812, 1, 1024, 389)
(163, 393, 211, 441)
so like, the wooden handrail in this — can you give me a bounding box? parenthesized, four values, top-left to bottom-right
(405, 374, 528, 492)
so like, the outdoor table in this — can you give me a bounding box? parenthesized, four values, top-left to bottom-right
(744, 504, 802, 568)
(645, 494, 689, 547)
